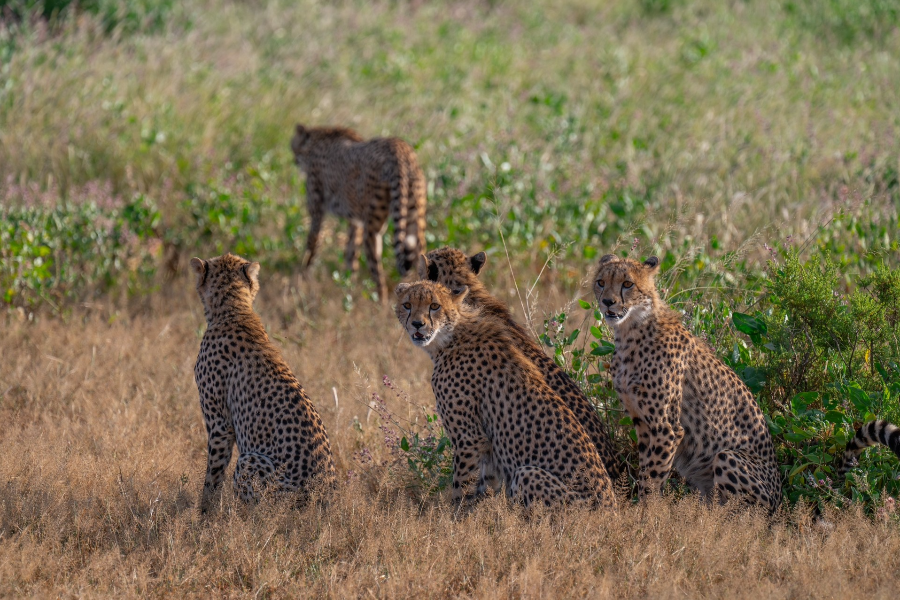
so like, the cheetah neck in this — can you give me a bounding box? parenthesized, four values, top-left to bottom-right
(608, 300, 658, 345)
(204, 302, 259, 330)
(421, 307, 481, 361)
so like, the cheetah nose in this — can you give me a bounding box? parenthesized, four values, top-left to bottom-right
(411, 320, 425, 329)
(602, 298, 614, 307)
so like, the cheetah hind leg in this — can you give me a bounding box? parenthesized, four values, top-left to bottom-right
(508, 466, 575, 509)
(233, 452, 278, 503)
(712, 450, 780, 513)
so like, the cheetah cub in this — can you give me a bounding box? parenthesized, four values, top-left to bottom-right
(291, 124, 427, 303)
(419, 247, 624, 481)
(593, 254, 781, 512)
(191, 253, 335, 512)
(396, 279, 615, 509)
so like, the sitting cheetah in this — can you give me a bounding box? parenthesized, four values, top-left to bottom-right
(291, 124, 427, 303)
(419, 247, 625, 482)
(592, 254, 781, 512)
(395, 280, 616, 509)
(190, 253, 335, 512)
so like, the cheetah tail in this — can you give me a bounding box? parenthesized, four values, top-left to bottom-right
(838, 420, 900, 478)
(391, 159, 426, 276)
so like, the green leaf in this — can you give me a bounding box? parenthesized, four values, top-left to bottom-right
(789, 462, 813, 478)
(737, 365, 766, 394)
(791, 391, 819, 415)
(578, 299, 592, 309)
(590, 340, 615, 356)
(824, 410, 846, 425)
(590, 325, 604, 339)
(847, 384, 873, 413)
(399, 437, 409, 452)
(765, 415, 783, 436)
(732, 312, 768, 344)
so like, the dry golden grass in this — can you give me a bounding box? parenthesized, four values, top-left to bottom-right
(2, 275, 900, 598)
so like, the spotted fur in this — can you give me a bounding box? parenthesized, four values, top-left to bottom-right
(593, 254, 781, 512)
(291, 124, 427, 303)
(395, 280, 616, 509)
(419, 247, 624, 482)
(191, 253, 335, 512)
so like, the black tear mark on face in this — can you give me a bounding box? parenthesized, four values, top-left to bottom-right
(428, 262, 439, 282)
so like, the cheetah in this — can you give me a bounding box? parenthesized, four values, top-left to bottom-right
(291, 124, 427, 303)
(419, 247, 625, 482)
(395, 280, 616, 509)
(190, 253, 335, 512)
(592, 254, 781, 512)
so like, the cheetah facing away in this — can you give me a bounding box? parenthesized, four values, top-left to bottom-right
(191, 253, 335, 512)
(593, 254, 781, 512)
(395, 280, 616, 509)
(419, 247, 625, 482)
(291, 124, 427, 303)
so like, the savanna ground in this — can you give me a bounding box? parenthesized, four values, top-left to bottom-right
(2, 0, 900, 597)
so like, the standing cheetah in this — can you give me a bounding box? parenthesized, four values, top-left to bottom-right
(592, 254, 781, 512)
(291, 124, 427, 303)
(191, 253, 335, 512)
(395, 280, 616, 509)
(419, 247, 625, 482)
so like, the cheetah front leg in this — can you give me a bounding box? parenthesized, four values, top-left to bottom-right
(362, 220, 387, 304)
(200, 420, 236, 513)
(450, 434, 493, 504)
(344, 220, 363, 273)
(630, 379, 685, 500)
(301, 183, 325, 271)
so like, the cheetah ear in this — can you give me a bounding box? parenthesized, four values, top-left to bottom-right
(189, 257, 207, 287)
(469, 251, 487, 276)
(395, 282, 412, 298)
(643, 256, 660, 274)
(417, 254, 430, 280)
(450, 285, 469, 305)
(241, 262, 260, 287)
(599, 254, 617, 265)
(295, 124, 306, 137)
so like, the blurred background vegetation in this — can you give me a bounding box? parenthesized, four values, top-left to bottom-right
(1, 0, 898, 512)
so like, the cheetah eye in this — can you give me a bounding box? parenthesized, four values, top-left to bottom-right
(623, 281, 634, 289)
(403, 302, 411, 310)
(596, 280, 605, 288)
(430, 303, 440, 311)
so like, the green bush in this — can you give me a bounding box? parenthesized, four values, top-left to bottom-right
(0, 0, 177, 35)
(751, 252, 900, 508)
(0, 182, 162, 310)
(784, 0, 900, 44)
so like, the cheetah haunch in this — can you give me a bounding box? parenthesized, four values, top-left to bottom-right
(191, 253, 335, 512)
(419, 247, 625, 482)
(396, 279, 615, 509)
(291, 124, 427, 303)
(593, 254, 781, 512)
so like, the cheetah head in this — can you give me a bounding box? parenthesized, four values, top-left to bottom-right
(190, 253, 261, 320)
(417, 247, 487, 293)
(592, 254, 660, 328)
(395, 281, 469, 352)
